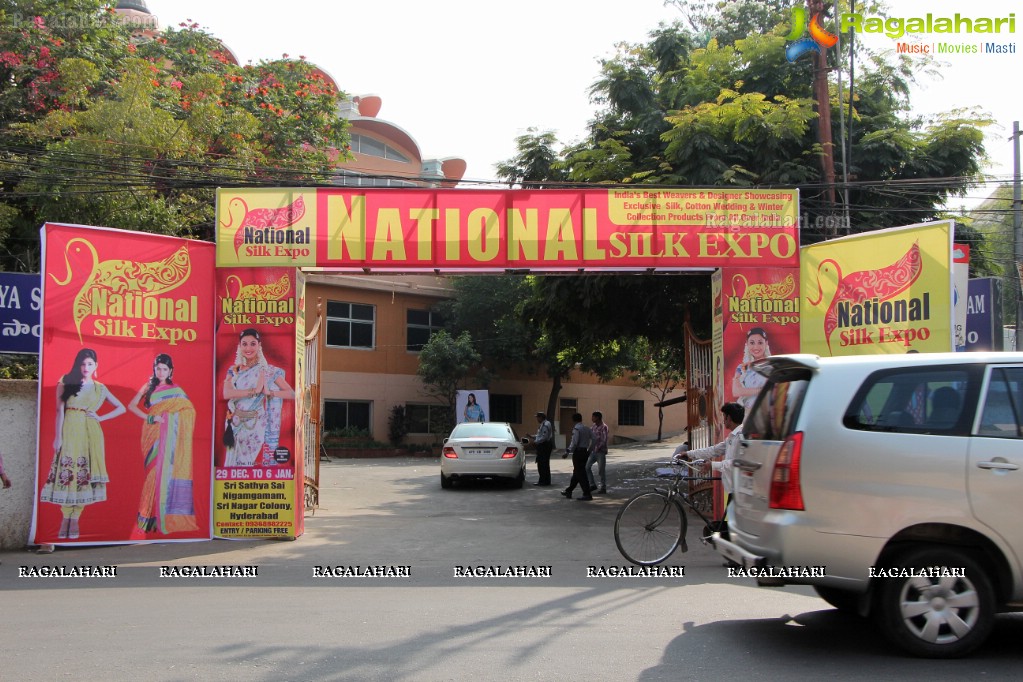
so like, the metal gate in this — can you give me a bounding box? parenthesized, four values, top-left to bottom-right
(684, 315, 722, 521)
(303, 299, 323, 513)
(684, 317, 714, 450)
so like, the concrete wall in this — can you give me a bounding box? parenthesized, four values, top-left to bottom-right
(0, 380, 38, 549)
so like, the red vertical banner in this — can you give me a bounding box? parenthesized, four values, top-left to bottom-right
(721, 267, 801, 413)
(214, 267, 302, 539)
(32, 224, 215, 545)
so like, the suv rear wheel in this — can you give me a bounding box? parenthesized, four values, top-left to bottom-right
(874, 547, 995, 658)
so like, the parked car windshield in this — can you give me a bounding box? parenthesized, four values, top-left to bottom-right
(450, 423, 512, 439)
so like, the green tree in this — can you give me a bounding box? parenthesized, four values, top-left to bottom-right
(494, 127, 566, 189)
(630, 340, 685, 442)
(563, 10, 990, 243)
(518, 275, 669, 420)
(416, 330, 482, 432)
(436, 275, 536, 369)
(0, 2, 350, 269)
(964, 185, 1019, 327)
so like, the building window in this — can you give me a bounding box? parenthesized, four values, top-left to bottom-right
(490, 394, 522, 424)
(350, 134, 411, 163)
(618, 400, 645, 426)
(406, 404, 452, 435)
(332, 172, 417, 188)
(406, 309, 445, 352)
(324, 400, 372, 433)
(326, 301, 375, 349)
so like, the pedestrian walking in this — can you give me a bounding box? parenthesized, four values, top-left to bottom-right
(561, 413, 593, 501)
(585, 411, 608, 494)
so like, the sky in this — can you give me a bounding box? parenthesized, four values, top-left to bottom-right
(144, 0, 1020, 204)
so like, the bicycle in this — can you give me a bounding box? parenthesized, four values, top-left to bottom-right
(613, 458, 721, 566)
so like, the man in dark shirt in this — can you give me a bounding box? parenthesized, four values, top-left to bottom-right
(561, 413, 593, 501)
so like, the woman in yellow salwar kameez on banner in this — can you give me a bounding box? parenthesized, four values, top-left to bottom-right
(128, 354, 198, 534)
(41, 348, 126, 540)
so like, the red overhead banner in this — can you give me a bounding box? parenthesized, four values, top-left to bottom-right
(216, 188, 800, 271)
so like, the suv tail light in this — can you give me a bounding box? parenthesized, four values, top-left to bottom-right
(501, 447, 518, 459)
(443, 447, 458, 458)
(769, 431, 804, 510)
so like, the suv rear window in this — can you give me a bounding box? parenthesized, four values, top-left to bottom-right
(744, 369, 809, 441)
(844, 367, 974, 434)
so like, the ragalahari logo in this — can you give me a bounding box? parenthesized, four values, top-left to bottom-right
(785, 6, 839, 62)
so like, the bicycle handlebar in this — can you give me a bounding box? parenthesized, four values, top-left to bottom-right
(655, 462, 721, 481)
(663, 459, 708, 471)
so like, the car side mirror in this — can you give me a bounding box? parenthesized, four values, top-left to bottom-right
(442, 437, 448, 444)
(521, 437, 529, 445)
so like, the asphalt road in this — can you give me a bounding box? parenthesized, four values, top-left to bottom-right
(2, 441, 1021, 681)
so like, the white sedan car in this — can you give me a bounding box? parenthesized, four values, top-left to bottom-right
(440, 422, 527, 489)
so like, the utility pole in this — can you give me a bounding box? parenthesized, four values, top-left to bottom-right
(1013, 121, 1021, 349)
(809, 0, 837, 231)
(835, 0, 851, 233)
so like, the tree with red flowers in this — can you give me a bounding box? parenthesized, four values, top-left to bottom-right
(0, 0, 350, 270)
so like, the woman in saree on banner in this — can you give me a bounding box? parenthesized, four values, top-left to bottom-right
(128, 353, 198, 534)
(223, 328, 294, 466)
(40, 348, 126, 540)
(732, 326, 771, 410)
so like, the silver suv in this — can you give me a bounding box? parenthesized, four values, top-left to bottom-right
(713, 352, 1023, 658)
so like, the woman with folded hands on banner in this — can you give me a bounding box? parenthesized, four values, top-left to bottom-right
(222, 328, 294, 467)
(128, 353, 198, 534)
(40, 347, 126, 540)
(732, 327, 771, 411)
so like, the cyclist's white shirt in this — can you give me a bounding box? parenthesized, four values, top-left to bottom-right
(686, 425, 743, 494)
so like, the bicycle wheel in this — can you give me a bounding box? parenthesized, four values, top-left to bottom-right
(614, 491, 687, 566)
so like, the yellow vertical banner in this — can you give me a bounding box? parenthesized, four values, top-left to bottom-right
(800, 221, 954, 356)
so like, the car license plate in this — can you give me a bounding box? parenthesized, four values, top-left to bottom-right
(466, 448, 492, 456)
(739, 471, 754, 495)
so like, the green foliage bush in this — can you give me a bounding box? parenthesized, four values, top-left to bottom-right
(388, 404, 409, 446)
